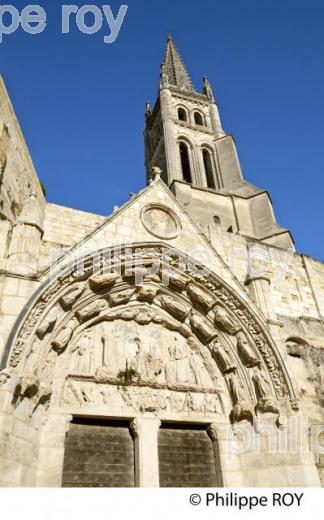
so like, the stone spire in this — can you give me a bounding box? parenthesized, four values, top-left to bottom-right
(162, 33, 194, 92)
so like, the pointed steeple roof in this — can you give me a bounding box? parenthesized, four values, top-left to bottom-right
(162, 34, 194, 92)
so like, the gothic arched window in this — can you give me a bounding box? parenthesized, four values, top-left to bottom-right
(194, 112, 204, 126)
(179, 142, 192, 183)
(202, 149, 216, 189)
(178, 108, 187, 122)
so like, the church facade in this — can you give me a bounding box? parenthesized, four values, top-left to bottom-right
(0, 36, 323, 487)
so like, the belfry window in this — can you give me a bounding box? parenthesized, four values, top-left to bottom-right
(213, 216, 220, 225)
(194, 112, 204, 126)
(179, 142, 192, 183)
(178, 108, 187, 122)
(202, 149, 216, 189)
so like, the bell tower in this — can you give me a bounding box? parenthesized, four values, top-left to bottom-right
(144, 35, 294, 250)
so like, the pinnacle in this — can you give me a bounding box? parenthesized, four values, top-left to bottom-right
(162, 34, 194, 92)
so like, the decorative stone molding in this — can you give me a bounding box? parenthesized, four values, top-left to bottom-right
(141, 204, 181, 240)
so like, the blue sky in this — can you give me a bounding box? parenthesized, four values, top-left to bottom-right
(1, 0, 324, 259)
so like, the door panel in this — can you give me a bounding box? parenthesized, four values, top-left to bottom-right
(62, 419, 135, 487)
(158, 424, 219, 487)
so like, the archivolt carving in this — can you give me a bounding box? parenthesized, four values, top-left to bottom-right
(1, 244, 298, 422)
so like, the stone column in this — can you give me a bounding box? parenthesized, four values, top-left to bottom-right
(159, 87, 182, 183)
(131, 417, 161, 488)
(194, 144, 205, 186)
(245, 275, 277, 322)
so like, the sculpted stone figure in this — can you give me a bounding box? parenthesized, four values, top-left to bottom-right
(70, 330, 93, 375)
(186, 283, 215, 311)
(252, 369, 271, 400)
(159, 294, 190, 321)
(137, 285, 158, 303)
(210, 341, 237, 374)
(60, 284, 85, 310)
(25, 337, 42, 373)
(252, 369, 280, 414)
(189, 352, 213, 387)
(203, 394, 220, 415)
(101, 323, 121, 376)
(124, 335, 140, 371)
(115, 308, 139, 321)
(108, 289, 134, 307)
(190, 313, 213, 343)
(227, 372, 247, 406)
(36, 306, 59, 339)
(76, 299, 108, 323)
(51, 317, 78, 353)
(165, 337, 195, 385)
(133, 337, 152, 379)
(236, 331, 261, 368)
(167, 271, 189, 291)
(214, 305, 239, 335)
(89, 273, 118, 292)
(227, 372, 253, 422)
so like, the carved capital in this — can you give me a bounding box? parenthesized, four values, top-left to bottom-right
(131, 417, 161, 438)
(131, 418, 141, 437)
(207, 423, 229, 442)
(207, 423, 219, 442)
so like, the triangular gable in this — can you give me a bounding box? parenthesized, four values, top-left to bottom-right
(43, 180, 254, 308)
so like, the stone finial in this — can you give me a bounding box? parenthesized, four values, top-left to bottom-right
(203, 76, 215, 101)
(145, 101, 152, 120)
(149, 166, 162, 184)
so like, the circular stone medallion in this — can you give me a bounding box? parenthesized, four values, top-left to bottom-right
(141, 204, 181, 240)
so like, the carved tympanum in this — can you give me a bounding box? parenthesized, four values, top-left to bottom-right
(5, 244, 298, 423)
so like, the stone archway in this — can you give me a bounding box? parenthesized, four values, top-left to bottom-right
(0, 243, 299, 486)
